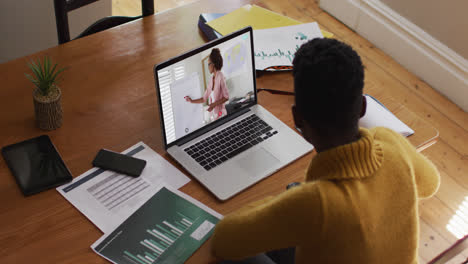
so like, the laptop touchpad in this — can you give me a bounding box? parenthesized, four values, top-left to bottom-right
(236, 147, 279, 177)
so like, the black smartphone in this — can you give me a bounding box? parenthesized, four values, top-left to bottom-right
(92, 149, 146, 177)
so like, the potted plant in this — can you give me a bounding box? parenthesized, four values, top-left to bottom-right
(25, 56, 66, 130)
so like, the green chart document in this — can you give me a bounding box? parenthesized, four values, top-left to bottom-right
(92, 187, 221, 264)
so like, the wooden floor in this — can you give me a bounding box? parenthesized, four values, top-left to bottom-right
(113, 0, 468, 263)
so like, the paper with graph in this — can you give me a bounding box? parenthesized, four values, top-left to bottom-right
(254, 22, 323, 70)
(92, 186, 222, 264)
(171, 72, 205, 139)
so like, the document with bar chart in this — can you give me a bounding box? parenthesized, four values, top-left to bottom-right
(92, 186, 222, 264)
(57, 142, 190, 233)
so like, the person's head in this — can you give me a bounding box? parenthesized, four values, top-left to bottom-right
(292, 38, 366, 150)
(208, 48, 223, 73)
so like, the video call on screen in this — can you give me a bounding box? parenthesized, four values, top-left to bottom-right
(158, 32, 255, 144)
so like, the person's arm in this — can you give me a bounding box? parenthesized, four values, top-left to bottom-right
(211, 184, 323, 260)
(207, 97, 228, 111)
(185, 96, 204, 104)
(185, 78, 213, 104)
(382, 128, 440, 199)
(411, 150, 440, 198)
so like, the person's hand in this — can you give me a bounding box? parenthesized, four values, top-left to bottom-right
(184, 96, 192, 103)
(207, 104, 214, 112)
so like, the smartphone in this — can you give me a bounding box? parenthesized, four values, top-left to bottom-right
(92, 149, 146, 177)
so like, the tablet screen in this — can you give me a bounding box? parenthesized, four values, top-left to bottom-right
(2, 135, 72, 196)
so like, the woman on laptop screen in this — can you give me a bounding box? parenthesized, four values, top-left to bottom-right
(185, 48, 229, 121)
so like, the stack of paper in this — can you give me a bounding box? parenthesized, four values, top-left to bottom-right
(58, 142, 223, 263)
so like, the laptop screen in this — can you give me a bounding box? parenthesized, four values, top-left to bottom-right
(155, 28, 256, 147)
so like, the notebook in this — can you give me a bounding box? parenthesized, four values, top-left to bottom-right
(153, 27, 313, 201)
(359, 94, 414, 137)
(205, 5, 334, 38)
(198, 13, 224, 41)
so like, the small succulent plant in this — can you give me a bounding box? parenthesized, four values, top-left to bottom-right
(25, 56, 66, 96)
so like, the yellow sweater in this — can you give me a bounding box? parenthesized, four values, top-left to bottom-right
(212, 127, 440, 263)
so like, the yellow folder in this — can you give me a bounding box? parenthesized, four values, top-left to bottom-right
(206, 4, 333, 38)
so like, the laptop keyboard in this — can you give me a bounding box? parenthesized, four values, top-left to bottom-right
(184, 114, 278, 171)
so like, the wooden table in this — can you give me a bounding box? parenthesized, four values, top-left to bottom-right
(0, 0, 438, 263)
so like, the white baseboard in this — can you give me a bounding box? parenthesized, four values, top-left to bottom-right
(319, 0, 361, 29)
(319, 0, 468, 112)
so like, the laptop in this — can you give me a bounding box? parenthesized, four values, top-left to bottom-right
(154, 27, 313, 201)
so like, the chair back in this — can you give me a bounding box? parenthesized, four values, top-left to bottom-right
(53, 0, 154, 44)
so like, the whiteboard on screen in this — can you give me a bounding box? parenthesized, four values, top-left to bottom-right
(171, 72, 205, 139)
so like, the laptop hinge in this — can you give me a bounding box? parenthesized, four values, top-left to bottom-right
(176, 107, 251, 147)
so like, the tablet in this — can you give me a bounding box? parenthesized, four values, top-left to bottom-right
(2, 135, 72, 196)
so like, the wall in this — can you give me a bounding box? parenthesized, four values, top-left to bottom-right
(319, 0, 468, 112)
(0, 0, 111, 64)
(381, 0, 468, 59)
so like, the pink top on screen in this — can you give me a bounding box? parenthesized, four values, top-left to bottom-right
(203, 71, 229, 119)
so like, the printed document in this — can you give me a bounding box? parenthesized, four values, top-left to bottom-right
(92, 186, 222, 264)
(254, 22, 323, 70)
(57, 142, 190, 233)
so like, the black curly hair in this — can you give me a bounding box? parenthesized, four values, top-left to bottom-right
(292, 38, 364, 135)
(209, 48, 223, 71)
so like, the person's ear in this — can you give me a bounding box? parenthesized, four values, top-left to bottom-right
(360, 95, 367, 118)
(292, 105, 303, 133)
